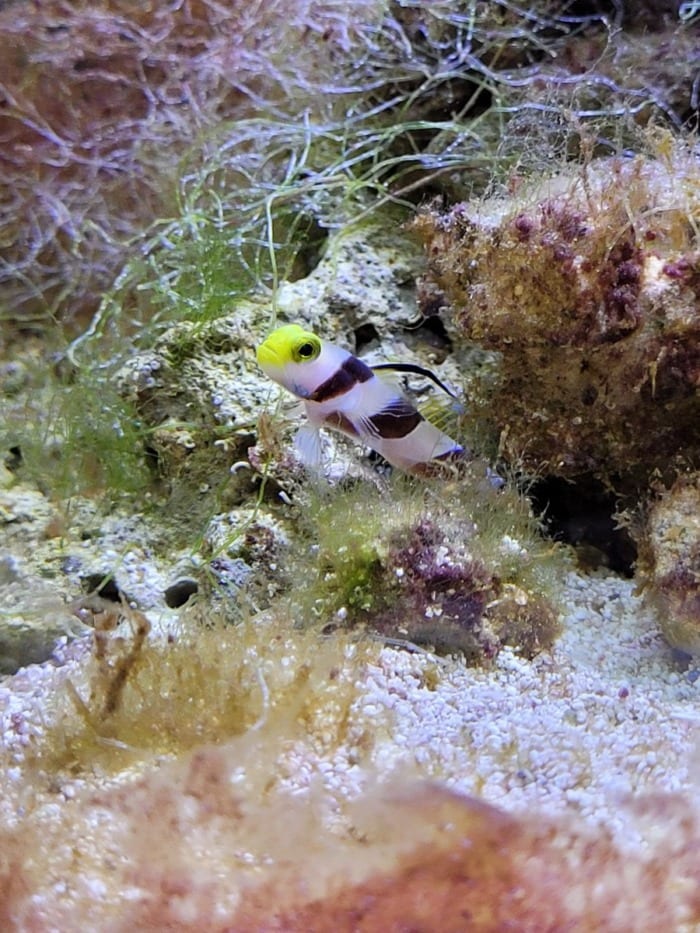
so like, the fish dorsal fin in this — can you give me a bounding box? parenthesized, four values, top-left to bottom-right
(370, 362, 459, 400)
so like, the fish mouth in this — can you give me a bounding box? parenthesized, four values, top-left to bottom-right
(256, 340, 282, 369)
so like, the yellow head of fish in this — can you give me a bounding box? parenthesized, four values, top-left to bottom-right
(256, 324, 324, 395)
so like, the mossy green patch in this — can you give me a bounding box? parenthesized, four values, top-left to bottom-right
(1, 360, 152, 501)
(288, 468, 569, 661)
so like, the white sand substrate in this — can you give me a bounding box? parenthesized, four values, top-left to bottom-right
(298, 569, 700, 849)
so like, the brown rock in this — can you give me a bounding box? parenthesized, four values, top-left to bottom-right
(638, 473, 700, 654)
(2, 770, 698, 931)
(413, 149, 700, 493)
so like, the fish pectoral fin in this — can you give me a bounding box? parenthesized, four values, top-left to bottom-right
(293, 422, 323, 470)
(418, 394, 465, 437)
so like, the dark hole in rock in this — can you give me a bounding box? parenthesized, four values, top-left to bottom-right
(399, 314, 453, 364)
(143, 445, 161, 472)
(565, 1, 622, 25)
(354, 323, 380, 354)
(164, 578, 199, 608)
(413, 314, 453, 354)
(681, 105, 698, 133)
(5, 445, 22, 472)
(80, 573, 122, 602)
(528, 475, 637, 576)
(671, 646, 696, 674)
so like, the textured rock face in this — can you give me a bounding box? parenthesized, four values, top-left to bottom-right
(412, 150, 700, 493)
(1, 769, 698, 931)
(639, 475, 700, 655)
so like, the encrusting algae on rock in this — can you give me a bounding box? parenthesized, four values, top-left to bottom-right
(412, 137, 700, 652)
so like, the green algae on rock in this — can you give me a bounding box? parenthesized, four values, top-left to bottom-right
(412, 144, 700, 495)
(290, 474, 566, 662)
(0, 0, 388, 330)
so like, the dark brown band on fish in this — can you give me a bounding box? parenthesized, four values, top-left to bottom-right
(368, 400, 423, 439)
(309, 355, 373, 403)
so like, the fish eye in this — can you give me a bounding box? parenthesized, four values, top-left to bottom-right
(296, 340, 318, 360)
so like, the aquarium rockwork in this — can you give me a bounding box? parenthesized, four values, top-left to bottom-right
(1, 2, 699, 928)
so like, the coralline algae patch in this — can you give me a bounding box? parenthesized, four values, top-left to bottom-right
(342, 570, 699, 843)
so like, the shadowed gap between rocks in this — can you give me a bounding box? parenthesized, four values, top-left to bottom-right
(528, 474, 637, 576)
